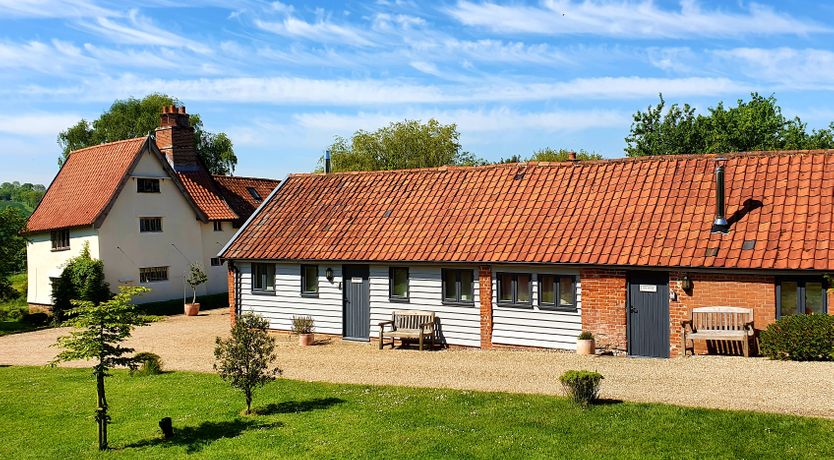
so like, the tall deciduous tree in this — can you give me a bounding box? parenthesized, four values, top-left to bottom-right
(0, 207, 27, 299)
(626, 93, 834, 156)
(214, 312, 281, 415)
(52, 286, 153, 450)
(322, 119, 484, 172)
(58, 93, 237, 174)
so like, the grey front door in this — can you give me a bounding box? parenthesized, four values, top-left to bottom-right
(628, 271, 670, 358)
(342, 265, 370, 341)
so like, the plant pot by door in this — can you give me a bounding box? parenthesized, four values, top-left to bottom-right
(576, 338, 595, 355)
(184, 303, 200, 316)
(299, 333, 315, 346)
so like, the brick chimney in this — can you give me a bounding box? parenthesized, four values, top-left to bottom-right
(155, 105, 199, 171)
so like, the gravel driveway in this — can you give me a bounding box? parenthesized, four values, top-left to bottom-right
(2, 308, 832, 418)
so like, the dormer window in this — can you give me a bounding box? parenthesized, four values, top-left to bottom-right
(137, 178, 160, 193)
(51, 229, 70, 251)
(247, 186, 262, 202)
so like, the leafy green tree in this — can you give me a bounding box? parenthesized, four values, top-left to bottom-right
(626, 93, 834, 156)
(529, 148, 602, 162)
(214, 312, 281, 415)
(322, 119, 484, 172)
(51, 242, 110, 323)
(0, 181, 46, 213)
(58, 93, 237, 174)
(0, 207, 27, 299)
(52, 285, 153, 450)
(186, 263, 208, 305)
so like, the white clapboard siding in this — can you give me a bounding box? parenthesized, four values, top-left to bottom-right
(238, 263, 343, 335)
(490, 266, 582, 350)
(369, 265, 481, 347)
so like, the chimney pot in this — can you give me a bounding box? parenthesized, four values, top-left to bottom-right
(711, 158, 729, 233)
(179, 106, 186, 114)
(568, 151, 577, 161)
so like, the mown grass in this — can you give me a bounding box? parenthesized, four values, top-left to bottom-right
(0, 366, 831, 459)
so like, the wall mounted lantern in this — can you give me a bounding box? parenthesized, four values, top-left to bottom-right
(325, 267, 334, 283)
(681, 274, 693, 293)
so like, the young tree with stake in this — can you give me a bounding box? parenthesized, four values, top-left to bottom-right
(214, 312, 281, 414)
(52, 286, 152, 450)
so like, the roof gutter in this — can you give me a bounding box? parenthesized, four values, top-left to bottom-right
(217, 174, 291, 259)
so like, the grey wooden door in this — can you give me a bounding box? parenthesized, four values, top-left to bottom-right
(342, 265, 370, 341)
(628, 271, 670, 358)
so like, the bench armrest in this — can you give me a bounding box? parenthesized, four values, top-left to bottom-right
(378, 320, 394, 331)
(681, 320, 693, 333)
(743, 320, 755, 334)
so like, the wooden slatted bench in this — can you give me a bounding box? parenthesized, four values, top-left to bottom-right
(681, 307, 754, 357)
(378, 310, 436, 351)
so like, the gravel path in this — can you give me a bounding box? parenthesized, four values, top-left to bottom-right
(2, 309, 832, 418)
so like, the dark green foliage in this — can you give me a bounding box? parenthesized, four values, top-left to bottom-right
(131, 352, 164, 376)
(22, 312, 50, 326)
(626, 93, 834, 157)
(186, 263, 208, 305)
(50, 242, 111, 323)
(577, 331, 594, 340)
(214, 312, 281, 414)
(52, 286, 154, 450)
(0, 207, 28, 299)
(58, 93, 237, 174)
(0, 181, 46, 215)
(559, 370, 604, 407)
(760, 314, 834, 361)
(498, 148, 602, 164)
(291, 315, 315, 334)
(322, 119, 485, 172)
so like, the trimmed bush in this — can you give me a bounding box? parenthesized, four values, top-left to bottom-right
(292, 315, 315, 335)
(559, 370, 603, 407)
(760, 314, 834, 361)
(131, 352, 164, 376)
(578, 331, 594, 340)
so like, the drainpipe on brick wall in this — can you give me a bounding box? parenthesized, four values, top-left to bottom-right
(479, 265, 493, 349)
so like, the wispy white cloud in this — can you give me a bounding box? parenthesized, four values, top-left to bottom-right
(80, 9, 212, 53)
(0, 0, 116, 18)
(0, 112, 82, 137)
(712, 48, 834, 89)
(254, 9, 375, 47)
(447, 0, 829, 38)
(17, 75, 749, 105)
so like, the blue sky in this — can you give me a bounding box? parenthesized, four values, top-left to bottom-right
(2, 0, 834, 184)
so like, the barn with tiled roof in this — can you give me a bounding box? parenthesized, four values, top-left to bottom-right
(221, 151, 834, 357)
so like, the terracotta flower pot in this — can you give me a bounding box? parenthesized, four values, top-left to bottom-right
(299, 333, 315, 346)
(184, 302, 200, 316)
(576, 338, 595, 356)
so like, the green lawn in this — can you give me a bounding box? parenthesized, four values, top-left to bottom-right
(0, 367, 831, 459)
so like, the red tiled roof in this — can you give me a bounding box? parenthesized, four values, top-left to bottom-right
(25, 137, 147, 233)
(176, 170, 238, 221)
(212, 175, 281, 223)
(222, 150, 834, 271)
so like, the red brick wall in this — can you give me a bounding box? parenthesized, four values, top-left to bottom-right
(479, 265, 493, 349)
(227, 262, 236, 326)
(668, 272, 775, 357)
(580, 268, 628, 352)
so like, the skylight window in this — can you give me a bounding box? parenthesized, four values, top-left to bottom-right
(247, 187, 262, 202)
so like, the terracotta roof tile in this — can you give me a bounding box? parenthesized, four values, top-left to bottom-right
(25, 137, 147, 233)
(212, 175, 280, 224)
(223, 150, 834, 271)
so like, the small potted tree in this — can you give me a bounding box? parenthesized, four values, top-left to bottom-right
(576, 331, 595, 356)
(185, 263, 208, 316)
(292, 315, 315, 346)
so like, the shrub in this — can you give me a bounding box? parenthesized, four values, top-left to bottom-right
(51, 243, 110, 323)
(760, 314, 834, 361)
(559, 370, 604, 407)
(23, 312, 50, 326)
(131, 352, 164, 376)
(578, 331, 594, 340)
(292, 315, 315, 335)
